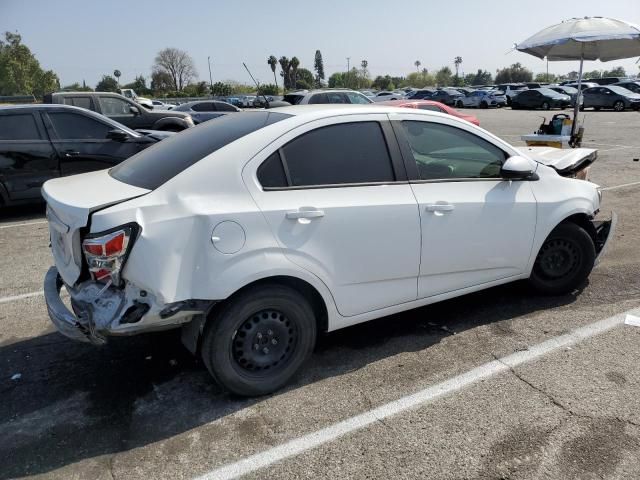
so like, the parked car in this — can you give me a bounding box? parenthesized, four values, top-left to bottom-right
(379, 99, 480, 125)
(0, 104, 172, 207)
(226, 97, 243, 107)
(511, 88, 571, 110)
(429, 89, 465, 106)
(282, 89, 373, 104)
(581, 85, 640, 111)
(406, 89, 436, 100)
(547, 86, 581, 106)
(612, 81, 640, 94)
(591, 77, 629, 86)
(44, 92, 194, 131)
(151, 100, 174, 110)
(253, 96, 275, 107)
(496, 84, 528, 104)
(42, 105, 614, 396)
(452, 87, 476, 95)
(172, 100, 241, 124)
(370, 91, 404, 102)
(242, 96, 257, 108)
(456, 90, 506, 108)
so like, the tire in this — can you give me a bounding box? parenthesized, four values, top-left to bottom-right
(594, 106, 601, 111)
(456, 100, 464, 108)
(480, 101, 488, 109)
(541, 101, 550, 110)
(529, 223, 596, 295)
(201, 285, 317, 396)
(613, 100, 625, 112)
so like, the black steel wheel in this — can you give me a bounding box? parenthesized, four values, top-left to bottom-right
(529, 223, 595, 295)
(201, 284, 316, 396)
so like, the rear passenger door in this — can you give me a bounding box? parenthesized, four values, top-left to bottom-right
(245, 115, 421, 318)
(0, 111, 59, 201)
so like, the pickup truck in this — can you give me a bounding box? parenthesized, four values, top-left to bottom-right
(0, 104, 173, 207)
(43, 92, 194, 132)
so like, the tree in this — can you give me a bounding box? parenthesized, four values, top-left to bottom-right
(583, 70, 602, 79)
(211, 81, 232, 96)
(290, 57, 300, 89)
(371, 75, 394, 91)
(603, 66, 626, 77)
(534, 72, 557, 83)
(267, 55, 278, 90)
(183, 81, 209, 96)
(295, 67, 314, 89)
(150, 69, 173, 94)
(95, 75, 119, 92)
(278, 56, 291, 90)
(435, 66, 453, 86)
(123, 75, 151, 95)
(468, 69, 493, 85)
(153, 47, 197, 91)
(495, 63, 533, 83)
(314, 50, 325, 87)
(453, 56, 463, 77)
(0, 31, 60, 97)
(404, 71, 435, 88)
(62, 82, 92, 92)
(328, 72, 345, 88)
(414, 60, 421, 72)
(257, 84, 279, 96)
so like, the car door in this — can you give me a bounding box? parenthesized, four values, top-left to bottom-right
(392, 113, 537, 298)
(97, 95, 140, 128)
(44, 109, 140, 176)
(0, 110, 59, 201)
(244, 115, 421, 317)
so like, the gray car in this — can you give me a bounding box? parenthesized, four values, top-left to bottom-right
(582, 86, 640, 111)
(172, 100, 241, 124)
(282, 89, 373, 105)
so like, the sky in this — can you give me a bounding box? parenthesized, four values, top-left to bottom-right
(2, 0, 639, 87)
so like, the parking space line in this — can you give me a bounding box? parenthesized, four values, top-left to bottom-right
(0, 220, 47, 230)
(601, 181, 640, 191)
(195, 308, 638, 480)
(0, 290, 44, 304)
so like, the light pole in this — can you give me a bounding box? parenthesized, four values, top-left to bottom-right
(208, 56, 213, 94)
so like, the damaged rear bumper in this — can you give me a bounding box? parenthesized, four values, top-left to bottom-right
(594, 211, 617, 266)
(44, 266, 212, 344)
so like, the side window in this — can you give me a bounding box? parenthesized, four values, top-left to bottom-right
(281, 122, 395, 187)
(99, 97, 133, 116)
(257, 151, 287, 188)
(308, 93, 328, 104)
(325, 92, 348, 103)
(401, 121, 507, 180)
(345, 92, 371, 104)
(0, 113, 41, 140)
(191, 102, 215, 112)
(64, 97, 93, 110)
(48, 112, 111, 140)
(216, 102, 237, 112)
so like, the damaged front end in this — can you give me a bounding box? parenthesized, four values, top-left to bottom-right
(518, 146, 598, 180)
(593, 212, 618, 266)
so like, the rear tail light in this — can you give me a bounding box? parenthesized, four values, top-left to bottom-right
(82, 225, 137, 285)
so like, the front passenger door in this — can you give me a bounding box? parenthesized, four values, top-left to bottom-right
(393, 115, 537, 298)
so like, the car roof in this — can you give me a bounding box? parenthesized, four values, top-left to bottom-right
(265, 104, 458, 121)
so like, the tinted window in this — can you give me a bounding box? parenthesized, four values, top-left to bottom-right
(282, 94, 304, 105)
(401, 121, 506, 180)
(215, 102, 238, 112)
(308, 93, 328, 104)
(191, 102, 215, 112)
(99, 97, 133, 116)
(257, 151, 287, 188)
(48, 112, 111, 139)
(325, 92, 348, 104)
(282, 122, 394, 187)
(0, 113, 41, 140)
(110, 111, 291, 190)
(63, 96, 93, 110)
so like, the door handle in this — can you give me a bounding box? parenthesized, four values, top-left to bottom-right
(64, 151, 80, 157)
(425, 203, 455, 213)
(286, 209, 325, 220)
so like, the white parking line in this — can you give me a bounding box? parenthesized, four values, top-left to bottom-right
(195, 308, 639, 480)
(0, 220, 47, 230)
(0, 290, 44, 304)
(601, 180, 640, 191)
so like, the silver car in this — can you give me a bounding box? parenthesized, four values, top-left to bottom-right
(456, 90, 507, 108)
(282, 89, 373, 105)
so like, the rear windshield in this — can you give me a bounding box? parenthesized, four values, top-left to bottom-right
(282, 94, 304, 105)
(110, 111, 291, 190)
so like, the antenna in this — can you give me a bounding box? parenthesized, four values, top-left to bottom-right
(243, 62, 270, 108)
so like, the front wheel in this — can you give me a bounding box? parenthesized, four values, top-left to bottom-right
(201, 285, 317, 396)
(541, 101, 550, 110)
(613, 100, 625, 112)
(456, 100, 464, 108)
(529, 223, 596, 295)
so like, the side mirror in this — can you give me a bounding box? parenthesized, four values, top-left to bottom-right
(501, 156, 536, 180)
(129, 106, 140, 115)
(106, 129, 129, 142)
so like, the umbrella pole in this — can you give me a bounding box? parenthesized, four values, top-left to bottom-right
(571, 50, 584, 142)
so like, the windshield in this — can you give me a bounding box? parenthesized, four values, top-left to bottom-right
(110, 111, 291, 190)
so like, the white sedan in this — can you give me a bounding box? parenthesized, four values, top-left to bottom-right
(43, 105, 615, 396)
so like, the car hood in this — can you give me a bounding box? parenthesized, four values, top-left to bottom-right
(42, 170, 150, 285)
(517, 146, 597, 175)
(135, 129, 176, 141)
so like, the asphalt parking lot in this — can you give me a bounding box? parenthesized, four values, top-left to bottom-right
(2, 108, 640, 480)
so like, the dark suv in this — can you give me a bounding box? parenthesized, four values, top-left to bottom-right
(0, 104, 172, 207)
(44, 92, 194, 131)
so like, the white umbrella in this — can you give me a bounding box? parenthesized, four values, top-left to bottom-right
(516, 17, 640, 138)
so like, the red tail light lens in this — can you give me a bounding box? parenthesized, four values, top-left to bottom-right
(82, 226, 136, 284)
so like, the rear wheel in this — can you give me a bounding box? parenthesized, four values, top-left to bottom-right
(529, 223, 596, 295)
(594, 106, 601, 111)
(541, 101, 550, 110)
(201, 285, 317, 396)
(613, 100, 625, 111)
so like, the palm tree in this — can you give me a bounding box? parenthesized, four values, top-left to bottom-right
(414, 60, 421, 72)
(267, 55, 278, 90)
(278, 56, 290, 89)
(290, 57, 300, 89)
(454, 56, 463, 77)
